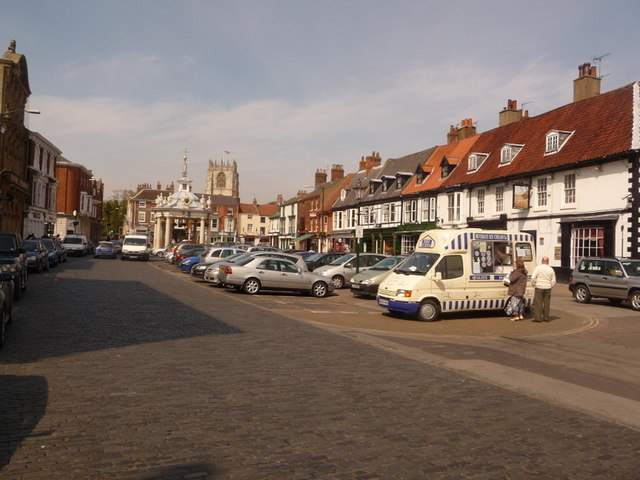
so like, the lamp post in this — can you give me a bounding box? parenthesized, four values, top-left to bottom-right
(352, 179, 367, 274)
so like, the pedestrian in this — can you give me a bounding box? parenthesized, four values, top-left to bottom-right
(506, 258, 528, 321)
(531, 256, 556, 322)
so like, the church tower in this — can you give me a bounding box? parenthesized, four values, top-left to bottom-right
(205, 158, 239, 197)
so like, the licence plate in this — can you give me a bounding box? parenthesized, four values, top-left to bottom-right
(351, 284, 360, 289)
(378, 298, 389, 306)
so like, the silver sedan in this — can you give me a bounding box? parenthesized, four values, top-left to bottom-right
(217, 256, 334, 297)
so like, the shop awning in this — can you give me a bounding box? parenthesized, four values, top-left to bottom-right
(294, 233, 314, 241)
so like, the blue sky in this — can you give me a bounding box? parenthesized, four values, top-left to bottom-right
(2, 0, 639, 203)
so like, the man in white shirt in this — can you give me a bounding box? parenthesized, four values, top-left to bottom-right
(531, 256, 556, 322)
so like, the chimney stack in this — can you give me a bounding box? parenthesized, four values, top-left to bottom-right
(315, 169, 327, 186)
(573, 62, 601, 102)
(358, 151, 382, 172)
(499, 99, 524, 127)
(330, 164, 344, 181)
(447, 119, 477, 143)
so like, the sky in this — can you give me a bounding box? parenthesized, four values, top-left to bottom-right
(2, 0, 640, 204)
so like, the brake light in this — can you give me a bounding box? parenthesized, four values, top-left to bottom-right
(224, 266, 233, 274)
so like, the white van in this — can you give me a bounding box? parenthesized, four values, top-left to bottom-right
(121, 235, 150, 261)
(377, 229, 536, 321)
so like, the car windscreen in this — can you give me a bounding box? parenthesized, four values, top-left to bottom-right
(23, 241, 40, 251)
(395, 252, 439, 275)
(236, 256, 256, 266)
(63, 237, 83, 244)
(98, 242, 114, 248)
(370, 256, 405, 271)
(124, 238, 147, 246)
(329, 254, 354, 266)
(305, 253, 322, 262)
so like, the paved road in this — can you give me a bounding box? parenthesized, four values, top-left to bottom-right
(1, 257, 639, 479)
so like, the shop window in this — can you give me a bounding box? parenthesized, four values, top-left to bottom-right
(571, 227, 604, 267)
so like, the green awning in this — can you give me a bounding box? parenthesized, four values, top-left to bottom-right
(294, 233, 314, 241)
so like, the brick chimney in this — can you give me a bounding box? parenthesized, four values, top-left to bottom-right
(573, 63, 601, 102)
(458, 118, 476, 139)
(499, 99, 524, 127)
(447, 125, 459, 144)
(276, 194, 283, 205)
(447, 119, 477, 143)
(359, 151, 382, 172)
(330, 164, 344, 181)
(315, 169, 327, 186)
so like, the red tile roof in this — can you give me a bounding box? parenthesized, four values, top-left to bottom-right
(442, 83, 635, 188)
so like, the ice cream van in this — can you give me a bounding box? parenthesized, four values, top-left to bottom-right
(376, 229, 536, 321)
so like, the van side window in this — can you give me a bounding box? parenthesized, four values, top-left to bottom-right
(436, 255, 464, 279)
(515, 242, 533, 262)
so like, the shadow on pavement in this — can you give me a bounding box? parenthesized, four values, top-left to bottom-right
(1, 277, 243, 364)
(0, 375, 48, 470)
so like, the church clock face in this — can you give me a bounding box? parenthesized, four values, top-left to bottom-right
(181, 195, 193, 206)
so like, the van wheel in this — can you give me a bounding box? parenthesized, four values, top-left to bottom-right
(417, 299, 441, 322)
(629, 291, 640, 311)
(573, 284, 591, 304)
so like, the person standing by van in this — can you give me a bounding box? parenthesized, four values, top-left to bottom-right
(507, 258, 528, 321)
(531, 256, 556, 322)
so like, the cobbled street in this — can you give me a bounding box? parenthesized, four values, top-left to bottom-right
(1, 257, 639, 480)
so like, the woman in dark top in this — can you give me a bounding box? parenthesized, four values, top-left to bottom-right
(507, 258, 528, 321)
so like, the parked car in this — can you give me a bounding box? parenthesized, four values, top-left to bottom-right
(203, 251, 308, 285)
(0, 232, 28, 299)
(24, 239, 50, 273)
(94, 241, 118, 259)
(314, 253, 388, 289)
(171, 242, 204, 264)
(177, 247, 212, 272)
(62, 234, 90, 256)
(244, 245, 280, 253)
(187, 247, 245, 276)
(568, 257, 640, 310)
(217, 256, 334, 297)
(350, 255, 407, 297)
(199, 252, 249, 281)
(305, 252, 346, 271)
(40, 237, 61, 267)
(0, 270, 15, 348)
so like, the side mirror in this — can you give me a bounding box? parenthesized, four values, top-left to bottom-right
(434, 271, 443, 281)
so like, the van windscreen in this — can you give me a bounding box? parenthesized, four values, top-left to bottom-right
(395, 252, 439, 275)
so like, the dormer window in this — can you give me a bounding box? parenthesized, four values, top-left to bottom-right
(415, 165, 431, 185)
(499, 144, 523, 165)
(545, 130, 573, 155)
(441, 157, 459, 178)
(395, 172, 412, 190)
(381, 175, 395, 192)
(467, 153, 488, 173)
(369, 179, 381, 195)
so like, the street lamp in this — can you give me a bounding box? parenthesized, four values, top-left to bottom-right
(351, 179, 367, 274)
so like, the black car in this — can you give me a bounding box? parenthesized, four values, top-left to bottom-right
(24, 239, 50, 273)
(0, 232, 28, 300)
(305, 252, 346, 271)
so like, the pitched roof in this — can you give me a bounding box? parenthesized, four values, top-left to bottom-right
(402, 136, 479, 195)
(441, 82, 636, 188)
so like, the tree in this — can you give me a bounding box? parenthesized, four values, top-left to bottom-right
(102, 198, 128, 239)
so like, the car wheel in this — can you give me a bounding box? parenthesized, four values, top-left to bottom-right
(311, 281, 329, 298)
(573, 284, 592, 304)
(629, 291, 640, 311)
(242, 278, 261, 295)
(417, 299, 441, 322)
(331, 275, 345, 289)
